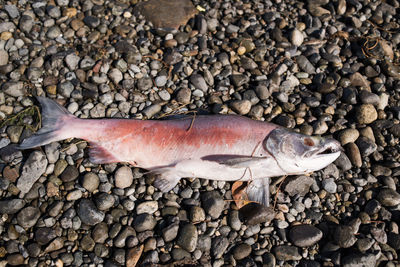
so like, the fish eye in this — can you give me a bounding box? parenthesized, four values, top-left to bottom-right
(304, 137, 314, 147)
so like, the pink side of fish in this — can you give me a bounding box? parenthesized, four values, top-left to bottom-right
(65, 114, 278, 169)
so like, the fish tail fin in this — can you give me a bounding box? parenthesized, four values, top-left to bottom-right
(18, 96, 79, 149)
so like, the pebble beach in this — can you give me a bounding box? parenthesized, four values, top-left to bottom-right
(1, 0, 400, 266)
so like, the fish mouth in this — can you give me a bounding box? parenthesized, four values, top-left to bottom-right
(315, 139, 342, 156)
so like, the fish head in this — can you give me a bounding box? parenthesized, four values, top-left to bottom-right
(264, 128, 342, 174)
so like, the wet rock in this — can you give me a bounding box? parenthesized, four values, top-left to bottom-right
(17, 151, 48, 195)
(289, 225, 323, 247)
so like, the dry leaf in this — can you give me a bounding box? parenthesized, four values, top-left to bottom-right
(232, 181, 249, 209)
(126, 244, 144, 267)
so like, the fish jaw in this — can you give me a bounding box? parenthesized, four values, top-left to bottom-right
(265, 128, 342, 175)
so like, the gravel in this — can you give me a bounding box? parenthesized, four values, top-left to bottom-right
(2, 0, 400, 265)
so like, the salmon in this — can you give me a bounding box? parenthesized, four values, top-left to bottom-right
(19, 97, 342, 206)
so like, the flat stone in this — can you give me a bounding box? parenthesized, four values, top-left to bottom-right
(274, 245, 302, 261)
(284, 175, 314, 196)
(334, 225, 357, 248)
(377, 188, 400, 207)
(163, 223, 179, 242)
(136, 201, 158, 214)
(289, 225, 323, 247)
(0, 199, 25, 214)
(17, 151, 48, 195)
(133, 214, 157, 232)
(338, 129, 359, 145)
(0, 50, 9, 66)
(3, 81, 26, 97)
(240, 203, 275, 225)
(211, 236, 229, 259)
(134, 0, 198, 29)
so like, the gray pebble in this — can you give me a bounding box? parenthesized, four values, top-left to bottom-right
(82, 172, 100, 192)
(133, 214, 157, 232)
(17, 206, 41, 228)
(289, 225, 323, 247)
(190, 74, 208, 92)
(177, 223, 198, 252)
(136, 201, 158, 214)
(77, 199, 105, 225)
(377, 188, 400, 207)
(17, 151, 48, 195)
(201, 191, 225, 219)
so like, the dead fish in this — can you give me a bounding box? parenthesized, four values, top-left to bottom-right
(19, 97, 342, 206)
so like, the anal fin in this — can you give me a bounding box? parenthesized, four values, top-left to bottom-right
(88, 143, 119, 164)
(150, 168, 181, 192)
(246, 178, 270, 207)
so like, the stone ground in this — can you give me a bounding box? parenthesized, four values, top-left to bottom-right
(1, 0, 400, 266)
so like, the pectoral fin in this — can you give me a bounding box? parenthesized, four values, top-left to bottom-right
(218, 156, 269, 169)
(246, 178, 271, 207)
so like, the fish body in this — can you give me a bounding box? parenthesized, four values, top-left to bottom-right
(19, 97, 342, 206)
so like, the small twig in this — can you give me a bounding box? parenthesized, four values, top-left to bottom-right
(273, 175, 287, 210)
(186, 112, 196, 132)
(60, 140, 86, 152)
